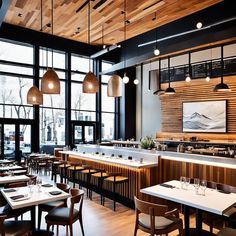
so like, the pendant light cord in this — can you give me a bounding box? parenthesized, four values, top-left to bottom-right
(51, 0, 54, 69)
(188, 52, 191, 77)
(168, 56, 170, 87)
(102, 25, 104, 46)
(88, 0, 91, 71)
(124, 0, 126, 69)
(221, 45, 224, 83)
(159, 58, 161, 88)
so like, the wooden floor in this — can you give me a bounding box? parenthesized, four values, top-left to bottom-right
(6, 173, 221, 236)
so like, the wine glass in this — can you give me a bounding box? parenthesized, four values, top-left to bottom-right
(180, 176, 186, 189)
(27, 179, 33, 194)
(193, 178, 200, 194)
(200, 179, 207, 196)
(36, 178, 42, 192)
(185, 177, 191, 190)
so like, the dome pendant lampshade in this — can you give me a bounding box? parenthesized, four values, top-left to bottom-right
(213, 45, 230, 92)
(27, 86, 43, 105)
(107, 75, 122, 97)
(83, 71, 99, 93)
(41, 69, 60, 94)
(82, 0, 99, 93)
(165, 56, 176, 95)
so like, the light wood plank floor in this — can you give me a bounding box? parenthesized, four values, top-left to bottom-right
(5, 173, 221, 236)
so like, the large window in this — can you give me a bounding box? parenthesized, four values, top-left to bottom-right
(101, 62, 116, 141)
(71, 54, 96, 122)
(39, 48, 66, 148)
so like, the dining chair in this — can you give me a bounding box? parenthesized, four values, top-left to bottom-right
(38, 182, 71, 230)
(134, 196, 184, 236)
(46, 188, 85, 236)
(0, 215, 32, 236)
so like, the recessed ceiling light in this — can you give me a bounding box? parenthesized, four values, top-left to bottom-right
(196, 22, 203, 29)
(18, 13, 22, 17)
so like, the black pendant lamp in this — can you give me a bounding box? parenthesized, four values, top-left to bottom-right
(213, 45, 230, 92)
(153, 58, 165, 95)
(165, 56, 176, 95)
(83, 0, 99, 93)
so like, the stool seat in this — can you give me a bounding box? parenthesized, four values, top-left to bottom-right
(91, 172, 109, 178)
(105, 176, 128, 182)
(59, 164, 71, 168)
(80, 169, 98, 174)
(68, 166, 85, 171)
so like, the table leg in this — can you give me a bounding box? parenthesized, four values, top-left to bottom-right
(183, 205, 190, 236)
(30, 205, 36, 233)
(196, 209, 203, 236)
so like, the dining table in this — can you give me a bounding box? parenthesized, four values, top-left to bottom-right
(0, 165, 23, 172)
(0, 175, 30, 184)
(1, 183, 70, 233)
(141, 180, 236, 236)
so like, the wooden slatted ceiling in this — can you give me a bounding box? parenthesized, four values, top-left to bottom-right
(160, 76, 236, 133)
(4, 0, 222, 46)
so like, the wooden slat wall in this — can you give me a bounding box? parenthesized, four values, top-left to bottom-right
(160, 76, 236, 134)
(159, 158, 236, 187)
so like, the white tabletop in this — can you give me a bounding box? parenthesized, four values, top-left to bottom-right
(1, 185, 70, 209)
(0, 175, 29, 184)
(141, 180, 236, 215)
(60, 151, 158, 168)
(0, 165, 23, 171)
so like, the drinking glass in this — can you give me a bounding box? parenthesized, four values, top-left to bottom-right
(36, 178, 42, 192)
(180, 176, 186, 189)
(193, 178, 200, 194)
(185, 177, 191, 190)
(200, 179, 207, 196)
(27, 179, 33, 194)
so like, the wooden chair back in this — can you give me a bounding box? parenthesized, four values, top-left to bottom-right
(56, 183, 71, 193)
(69, 189, 84, 221)
(26, 174, 37, 184)
(134, 196, 168, 216)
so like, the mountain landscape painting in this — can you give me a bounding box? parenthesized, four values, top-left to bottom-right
(183, 100, 226, 133)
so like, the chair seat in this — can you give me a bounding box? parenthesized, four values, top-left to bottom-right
(68, 166, 84, 171)
(139, 213, 178, 230)
(80, 169, 98, 174)
(104, 176, 128, 182)
(218, 227, 236, 236)
(0, 204, 30, 218)
(91, 172, 109, 178)
(4, 220, 32, 236)
(39, 200, 65, 210)
(45, 207, 79, 222)
(59, 164, 71, 168)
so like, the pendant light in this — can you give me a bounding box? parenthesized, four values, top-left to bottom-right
(185, 52, 191, 82)
(41, 0, 60, 94)
(148, 61, 151, 92)
(153, 58, 165, 95)
(107, 74, 122, 97)
(213, 45, 230, 92)
(165, 56, 176, 95)
(83, 0, 99, 93)
(27, 0, 43, 105)
(206, 48, 212, 82)
(122, 0, 129, 84)
(153, 26, 160, 56)
(102, 25, 106, 49)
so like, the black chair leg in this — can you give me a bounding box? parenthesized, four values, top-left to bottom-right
(38, 208, 42, 230)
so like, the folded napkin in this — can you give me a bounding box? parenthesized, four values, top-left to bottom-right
(160, 183, 175, 189)
(3, 188, 16, 193)
(218, 189, 230, 194)
(10, 195, 25, 200)
(42, 184, 53, 187)
(49, 191, 62, 195)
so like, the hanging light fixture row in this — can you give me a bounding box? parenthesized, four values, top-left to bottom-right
(82, 0, 99, 93)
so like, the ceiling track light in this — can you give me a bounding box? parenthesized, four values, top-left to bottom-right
(82, 0, 99, 93)
(213, 45, 231, 92)
(41, 0, 60, 94)
(196, 22, 203, 29)
(185, 52, 191, 82)
(122, 0, 129, 84)
(165, 56, 176, 95)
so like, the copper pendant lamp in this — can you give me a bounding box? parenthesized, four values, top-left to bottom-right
(107, 74, 122, 97)
(82, 0, 98, 93)
(41, 0, 60, 94)
(27, 86, 43, 105)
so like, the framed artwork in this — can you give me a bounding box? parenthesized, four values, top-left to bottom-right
(182, 100, 226, 133)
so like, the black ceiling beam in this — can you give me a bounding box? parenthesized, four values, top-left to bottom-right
(0, 0, 12, 27)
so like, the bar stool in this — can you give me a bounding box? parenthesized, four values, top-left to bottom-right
(50, 157, 62, 182)
(67, 162, 85, 188)
(91, 169, 109, 204)
(103, 172, 129, 211)
(58, 161, 71, 183)
(77, 165, 100, 198)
